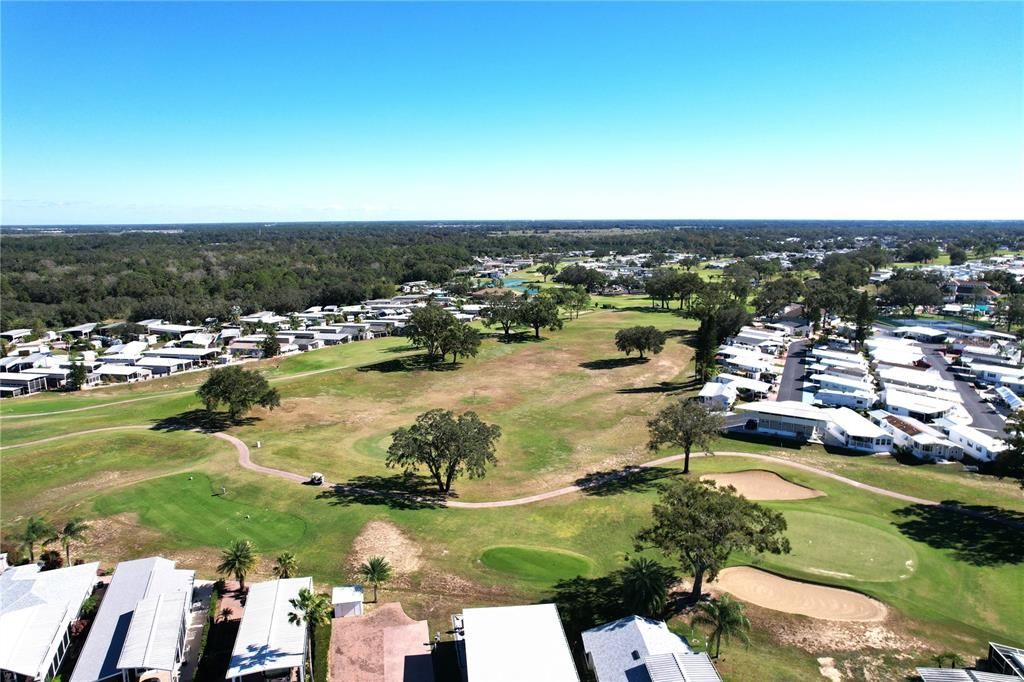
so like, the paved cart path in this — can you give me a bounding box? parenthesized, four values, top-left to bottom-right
(7, 424, 1022, 527)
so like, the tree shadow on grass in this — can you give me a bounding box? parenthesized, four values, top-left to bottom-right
(150, 409, 259, 433)
(574, 465, 681, 497)
(316, 473, 446, 510)
(617, 378, 699, 395)
(356, 354, 460, 373)
(579, 357, 649, 371)
(893, 501, 1024, 566)
(493, 331, 543, 344)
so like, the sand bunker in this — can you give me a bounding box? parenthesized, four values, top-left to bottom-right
(713, 567, 887, 622)
(701, 470, 824, 501)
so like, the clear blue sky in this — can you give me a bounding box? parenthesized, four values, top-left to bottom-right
(2, 1, 1021, 224)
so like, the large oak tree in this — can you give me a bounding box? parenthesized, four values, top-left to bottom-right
(635, 478, 790, 599)
(386, 409, 502, 493)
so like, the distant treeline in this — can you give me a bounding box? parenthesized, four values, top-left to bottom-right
(2, 221, 1023, 329)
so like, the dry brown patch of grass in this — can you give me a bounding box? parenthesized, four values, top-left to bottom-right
(347, 520, 423, 582)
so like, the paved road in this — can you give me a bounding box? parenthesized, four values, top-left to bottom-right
(776, 340, 809, 402)
(921, 343, 1007, 436)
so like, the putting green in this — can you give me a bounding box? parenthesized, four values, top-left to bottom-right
(480, 545, 595, 584)
(755, 509, 918, 583)
(93, 472, 308, 552)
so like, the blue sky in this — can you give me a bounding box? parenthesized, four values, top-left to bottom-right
(2, 1, 1022, 224)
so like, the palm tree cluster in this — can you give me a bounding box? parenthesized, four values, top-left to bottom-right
(15, 516, 91, 565)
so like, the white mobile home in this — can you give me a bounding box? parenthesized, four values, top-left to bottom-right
(454, 604, 578, 682)
(945, 423, 1008, 462)
(226, 578, 314, 682)
(70, 558, 194, 682)
(1, 562, 100, 682)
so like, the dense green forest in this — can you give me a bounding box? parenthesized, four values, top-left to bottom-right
(2, 221, 1022, 329)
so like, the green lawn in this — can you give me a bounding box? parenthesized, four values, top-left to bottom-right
(479, 545, 595, 584)
(93, 472, 308, 551)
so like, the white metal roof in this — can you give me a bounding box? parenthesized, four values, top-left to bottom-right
(878, 366, 955, 392)
(96, 364, 152, 377)
(883, 388, 955, 416)
(0, 562, 99, 680)
(644, 652, 723, 682)
(117, 591, 189, 671)
(330, 585, 363, 605)
(830, 407, 887, 439)
(713, 373, 772, 393)
(225, 577, 313, 679)
(461, 604, 578, 682)
(735, 400, 829, 423)
(70, 557, 193, 682)
(809, 348, 867, 365)
(809, 373, 876, 394)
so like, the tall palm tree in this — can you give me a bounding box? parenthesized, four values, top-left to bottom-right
(273, 552, 298, 579)
(217, 539, 257, 591)
(288, 588, 332, 676)
(358, 556, 393, 603)
(620, 557, 673, 619)
(56, 518, 91, 565)
(692, 594, 751, 658)
(18, 516, 56, 563)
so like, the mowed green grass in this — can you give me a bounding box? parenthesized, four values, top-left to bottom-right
(480, 545, 595, 584)
(0, 428, 222, 519)
(755, 509, 917, 582)
(93, 472, 308, 552)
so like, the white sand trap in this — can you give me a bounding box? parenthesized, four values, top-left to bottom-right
(714, 567, 887, 622)
(701, 470, 824, 501)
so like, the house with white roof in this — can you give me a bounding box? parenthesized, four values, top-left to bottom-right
(735, 401, 891, 453)
(878, 366, 956, 393)
(453, 604, 578, 682)
(882, 388, 958, 423)
(868, 410, 963, 461)
(70, 557, 194, 682)
(581, 615, 721, 682)
(944, 423, 1008, 463)
(712, 373, 771, 399)
(225, 577, 313, 682)
(698, 382, 736, 410)
(1, 562, 100, 682)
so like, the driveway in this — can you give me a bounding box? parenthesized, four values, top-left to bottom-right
(921, 343, 1007, 436)
(776, 340, 810, 402)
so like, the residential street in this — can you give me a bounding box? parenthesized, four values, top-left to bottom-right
(921, 343, 1007, 436)
(776, 340, 810, 402)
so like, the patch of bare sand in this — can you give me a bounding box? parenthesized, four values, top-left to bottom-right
(701, 470, 824, 501)
(75, 513, 164, 563)
(348, 521, 423, 582)
(713, 567, 887, 622)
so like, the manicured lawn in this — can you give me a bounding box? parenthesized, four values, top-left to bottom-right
(93, 472, 309, 551)
(479, 545, 595, 584)
(756, 508, 918, 582)
(0, 428, 222, 518)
